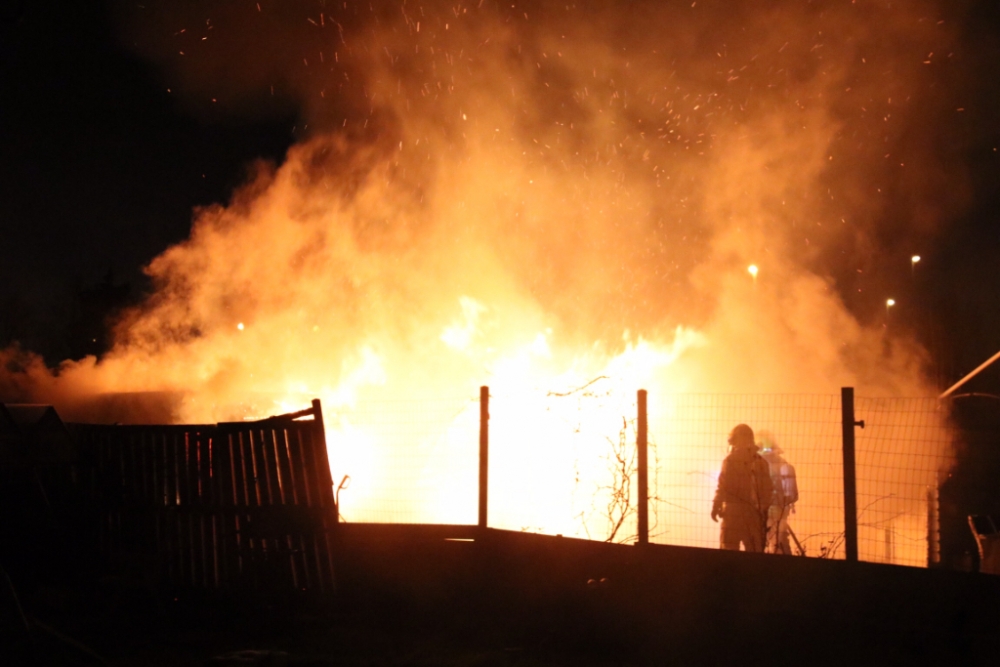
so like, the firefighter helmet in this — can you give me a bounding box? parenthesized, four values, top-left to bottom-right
(728, 423, 755, 448)
(757, 429, 783, 455)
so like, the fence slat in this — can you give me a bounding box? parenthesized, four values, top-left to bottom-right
(69, 403, 335, 596)
(291, 429, 313, 508)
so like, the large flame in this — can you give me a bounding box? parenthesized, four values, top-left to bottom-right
(1, 1, 965, 552)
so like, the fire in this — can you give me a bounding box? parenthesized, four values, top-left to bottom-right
(0, 0, 961, 556)
(267, 295, 707, 537)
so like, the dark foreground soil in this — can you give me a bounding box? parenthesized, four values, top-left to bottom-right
(4, 593, 972, 667)
(5, 528, 1000, 666)
(4, 590, 681, 667)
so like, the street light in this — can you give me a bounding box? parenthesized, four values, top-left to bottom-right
(748, 264, 758, 287)
(886, 298, 895, 319)
(911, 255, 920, 278)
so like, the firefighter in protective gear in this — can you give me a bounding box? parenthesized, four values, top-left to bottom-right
(757, 431, 799, 555)
(711, 423, 773, 552)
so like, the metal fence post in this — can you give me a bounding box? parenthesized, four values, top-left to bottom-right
(637, 389, 649, 546)
(479, 386, 489, 531)
(841, 387, 862, 562)
(927, 482, 940, 567)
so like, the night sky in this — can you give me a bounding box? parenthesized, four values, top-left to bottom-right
(1, 1, 297, 360)
(2, 0, 1000, 390)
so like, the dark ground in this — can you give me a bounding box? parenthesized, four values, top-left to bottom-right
(5, 526, 1000, 667)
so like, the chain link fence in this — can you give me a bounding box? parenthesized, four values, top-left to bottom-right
(327, 388, 955, 568)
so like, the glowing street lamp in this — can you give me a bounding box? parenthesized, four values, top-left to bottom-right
(911, 255, 921, 278)
(886, 298, 895, 318)
(748, 264, 758, 287)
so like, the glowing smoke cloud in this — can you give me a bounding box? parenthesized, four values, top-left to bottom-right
(3, 0, 967, 411)
(0, 0, 969, 548)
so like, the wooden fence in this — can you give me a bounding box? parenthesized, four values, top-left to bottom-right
(71, 400, 337, 596)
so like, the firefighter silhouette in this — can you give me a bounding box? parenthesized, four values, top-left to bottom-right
(711, 423, 772, 552)
(757, 430, 799, 555)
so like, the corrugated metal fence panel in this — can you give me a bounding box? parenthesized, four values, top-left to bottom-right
(72, 407, 337, 596)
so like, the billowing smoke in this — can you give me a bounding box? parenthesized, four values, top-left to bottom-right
(0, 0, 972, 552)
(2, 0, 967, 420)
